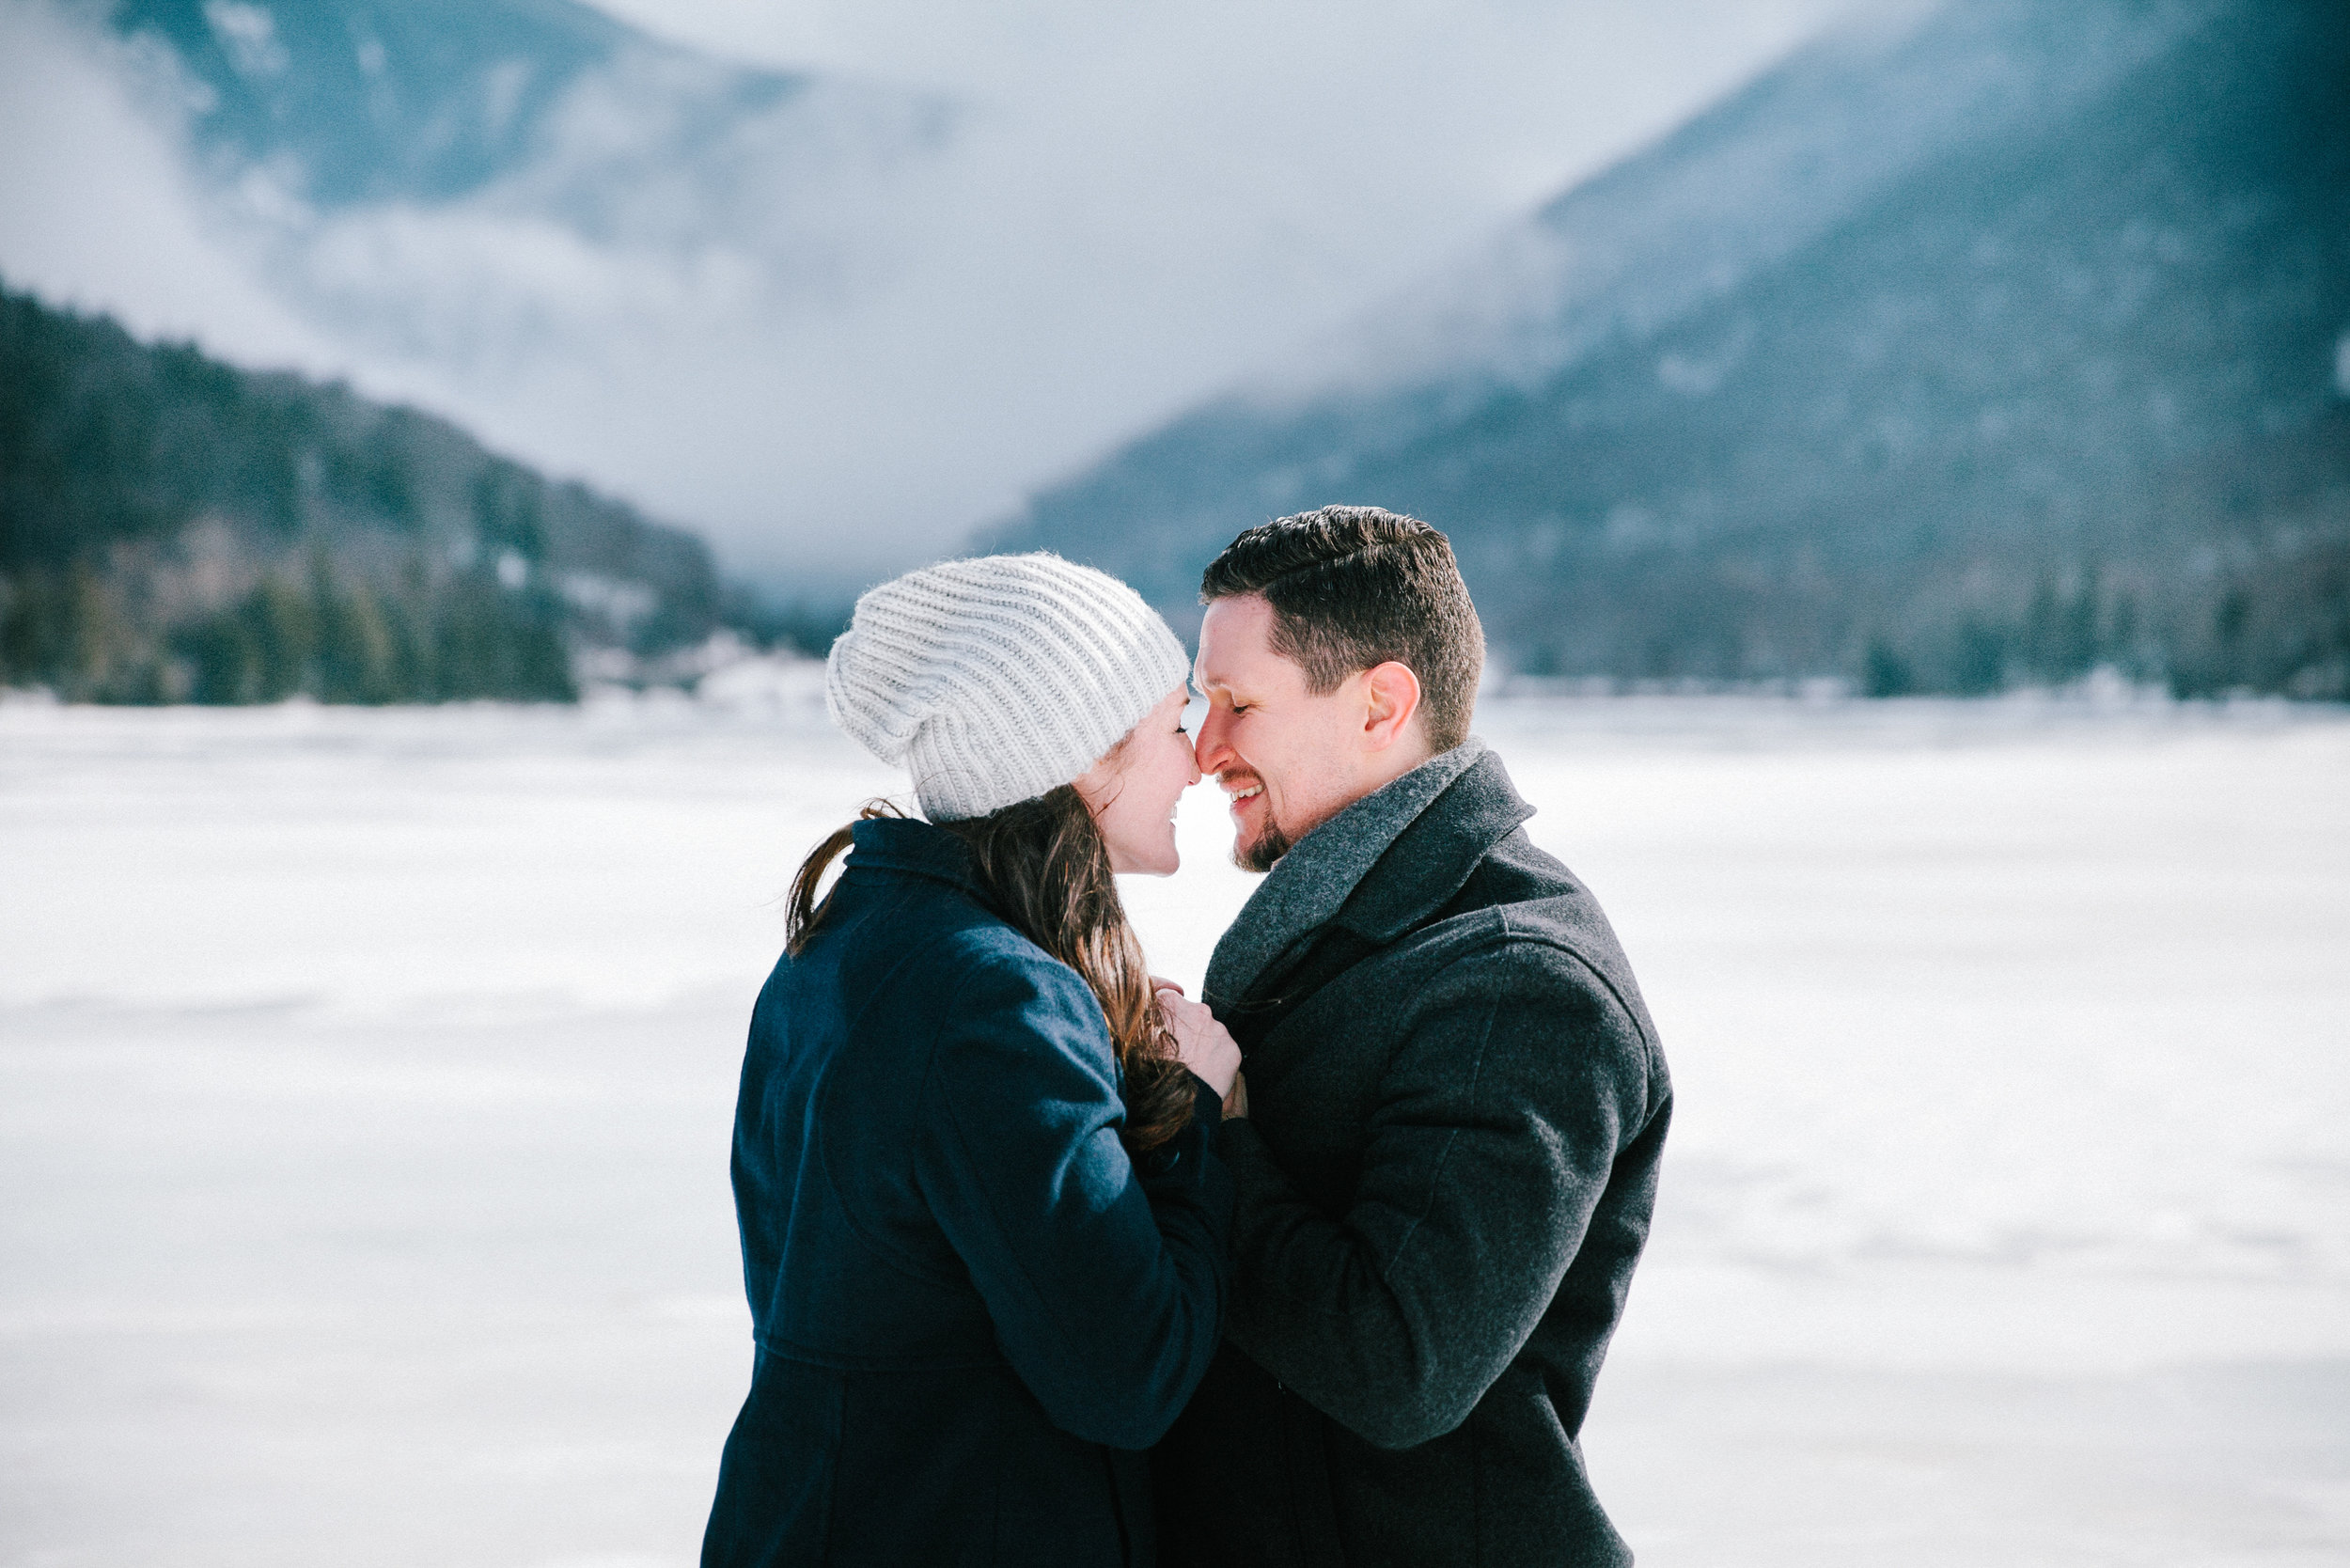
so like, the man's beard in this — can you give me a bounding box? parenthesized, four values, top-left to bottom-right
(1233, 813, 1294, 874)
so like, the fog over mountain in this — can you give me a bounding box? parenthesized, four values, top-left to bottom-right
(0, 0, 1850, 588)
(997, 0, 2350, 698)
(99, 0, 950, 358)
(0, 0, 957, 588)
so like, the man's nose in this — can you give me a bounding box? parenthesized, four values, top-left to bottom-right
(1194, 707, 1235, 774)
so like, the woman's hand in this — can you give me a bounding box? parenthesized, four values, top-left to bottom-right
(1155, 988, 1241, 1103)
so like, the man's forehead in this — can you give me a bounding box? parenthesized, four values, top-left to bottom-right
(1196, 594, 1277, 677)
(1193, 636, 1242, 695)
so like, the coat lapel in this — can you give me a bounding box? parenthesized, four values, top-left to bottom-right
(1203, 742, 1489, 1013)
(1204, 747, 1537, 1069)
(1326, 751, 1536, 947)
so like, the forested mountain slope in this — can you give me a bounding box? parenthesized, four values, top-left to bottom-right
(0, 278, 726, 701)
(995, 0, 2350, 698)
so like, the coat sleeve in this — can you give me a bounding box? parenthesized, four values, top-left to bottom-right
(1217, 938, 1656, 1450)
(916, 948, 1234, 1450)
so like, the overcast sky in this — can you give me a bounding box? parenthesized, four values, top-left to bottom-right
(0, 0, 1864, 588)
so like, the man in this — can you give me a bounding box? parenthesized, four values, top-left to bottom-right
(1152, 507, 1670, 1568)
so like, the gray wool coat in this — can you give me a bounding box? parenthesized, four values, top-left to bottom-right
(1152, 742, 1670, 1568)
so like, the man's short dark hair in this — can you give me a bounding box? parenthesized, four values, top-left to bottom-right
(1200, 506, 1485, 751)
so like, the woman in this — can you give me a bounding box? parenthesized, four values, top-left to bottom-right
(702, 554, 1242, 1568)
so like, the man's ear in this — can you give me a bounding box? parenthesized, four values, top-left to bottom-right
(1359, 661, 1423, 751)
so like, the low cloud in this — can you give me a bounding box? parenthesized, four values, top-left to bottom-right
(0, 0, 1861, 589)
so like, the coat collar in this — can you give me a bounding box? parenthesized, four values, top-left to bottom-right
(1202, 741, 1533, 1009)
(845, 815, 982, 895)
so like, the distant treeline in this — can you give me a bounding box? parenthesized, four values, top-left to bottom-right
(1476, 405, 2350, 702)
(1480, 400, 2350, 702)
(1851, 542, 2350, 701)
(7, 553, 573, 704)
(0, 277, 729, 703)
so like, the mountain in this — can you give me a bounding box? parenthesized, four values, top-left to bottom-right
(0, 275, 730, 702)
(93, 0, 951, 366)
(108, 0, 947, 215)
(994, 0, 2350, 699)
(114, 0, 660, 208)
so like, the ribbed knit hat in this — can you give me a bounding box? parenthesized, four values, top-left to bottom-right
(825, 553, 1192, 821)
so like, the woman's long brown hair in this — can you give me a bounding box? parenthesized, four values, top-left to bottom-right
(786, 785, 1196, 1154)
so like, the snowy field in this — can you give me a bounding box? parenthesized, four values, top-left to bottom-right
(3, 689, 2346, 1566)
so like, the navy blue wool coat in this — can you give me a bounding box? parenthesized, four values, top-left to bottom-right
(703, 817, 1234, 1568)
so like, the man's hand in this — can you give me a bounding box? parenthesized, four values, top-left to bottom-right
(1155, 988, 1242, 1103)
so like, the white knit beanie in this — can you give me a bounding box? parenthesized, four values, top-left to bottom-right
(825, 553, 1192, 821)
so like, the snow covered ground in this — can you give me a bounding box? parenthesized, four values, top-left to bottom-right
(3, 692, 2345, 1565)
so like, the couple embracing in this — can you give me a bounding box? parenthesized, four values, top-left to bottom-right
(702, 508, 1672, 1568)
